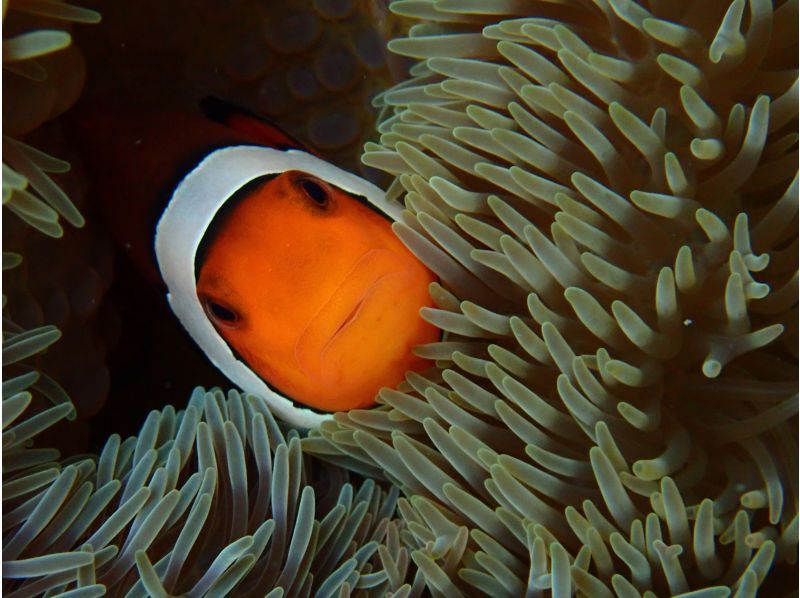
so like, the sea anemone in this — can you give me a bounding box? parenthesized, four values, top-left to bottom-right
(3, 0, 116, 427)
(3, 0, 99, 238)
(304, 0, 799, 594)
(5, 0, 796, 594)
(3, 387, 414, 596)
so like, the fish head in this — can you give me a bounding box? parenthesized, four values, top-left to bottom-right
(196, 169, 439, 411)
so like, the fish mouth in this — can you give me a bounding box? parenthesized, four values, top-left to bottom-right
(320, 273, 391, 356)
(293, 249, 400, 378)
(329, 290, 368, 340)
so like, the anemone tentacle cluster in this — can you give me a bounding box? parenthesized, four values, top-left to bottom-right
(3, 0, 99, 238)
(3, 386, 416, 596)
(3, 0, 797, 595)
(3, 0, 115, 430)
(304, 0, 799, 594)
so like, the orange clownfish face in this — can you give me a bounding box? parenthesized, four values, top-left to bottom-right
(195, 170, 439, 412)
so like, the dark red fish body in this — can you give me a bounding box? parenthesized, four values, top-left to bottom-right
(67, 99, 302, 282)
(66, 98, 440, 425)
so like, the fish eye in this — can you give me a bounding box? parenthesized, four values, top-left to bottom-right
(202, 297, 241, 327)
(298, 176, 329, 207)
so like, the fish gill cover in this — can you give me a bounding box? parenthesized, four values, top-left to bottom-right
(2, 0, 798, 597)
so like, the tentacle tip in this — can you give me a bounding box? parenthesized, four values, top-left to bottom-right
(702, 359, 722, 378)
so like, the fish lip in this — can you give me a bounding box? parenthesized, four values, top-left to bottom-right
(320, 273, 390, 357)
(293, 248, 399, 375)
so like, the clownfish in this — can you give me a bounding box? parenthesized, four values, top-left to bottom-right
(69, 97, 439, 427)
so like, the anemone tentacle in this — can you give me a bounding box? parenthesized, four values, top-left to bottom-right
(306, 0, 799, 594)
